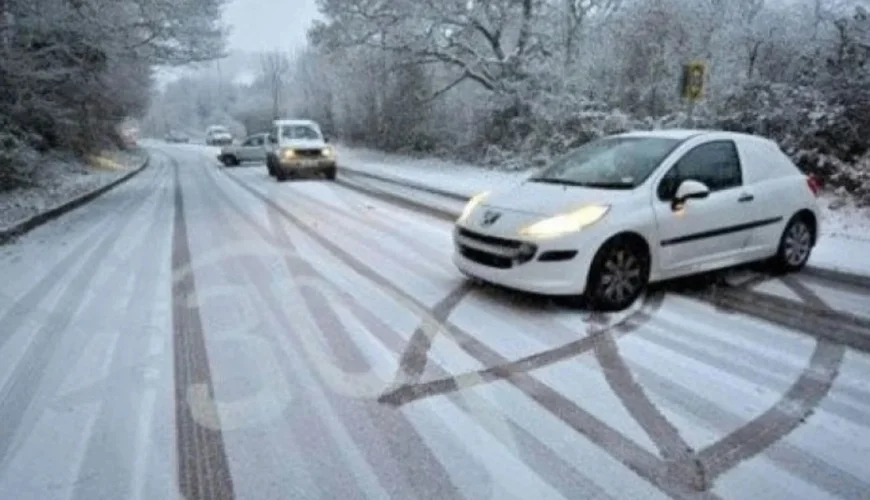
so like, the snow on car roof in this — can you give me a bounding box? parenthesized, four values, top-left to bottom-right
(273, 119, 318, 126)
(616, 128, 763, 141)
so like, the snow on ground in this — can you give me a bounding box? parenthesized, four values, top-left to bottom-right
(0, 148, 148, 230)
(337, 145, 870, 278)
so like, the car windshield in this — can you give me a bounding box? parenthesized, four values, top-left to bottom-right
(210, 127, 228, 134)
(529, 136, 682, 189)
(281, 125, 321, 140)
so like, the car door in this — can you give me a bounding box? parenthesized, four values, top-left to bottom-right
(238, 136, 258, 161)
(653, 139, 754, 273)
(250, 135, 267, 161)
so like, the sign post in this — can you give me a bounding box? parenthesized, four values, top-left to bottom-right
(680, 61, 706, 126)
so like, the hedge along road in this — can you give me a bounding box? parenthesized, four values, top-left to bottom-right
(0, 143, 868, 500)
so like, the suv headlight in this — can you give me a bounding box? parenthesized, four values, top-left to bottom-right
(281, 148, 296, 160)
(519, 205, 610, 238)
(322, 147, 334, 158)
(458, 191, 491, 223)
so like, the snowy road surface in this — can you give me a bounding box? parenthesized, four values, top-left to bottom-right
(1, 144, 869, 500)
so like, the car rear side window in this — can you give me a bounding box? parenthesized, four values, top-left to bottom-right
(657, 140, 743, 200)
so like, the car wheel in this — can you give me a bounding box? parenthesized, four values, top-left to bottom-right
(772, 214, 814, 273)
(222, 155, 237, 167)
(324, 167, 336, 180)
(586, 236, 650, 312)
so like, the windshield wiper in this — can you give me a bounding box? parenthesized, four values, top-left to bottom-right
(579, 181, 635, 189)
(527, 178, 590, 187)
(527, 178, 634, 189)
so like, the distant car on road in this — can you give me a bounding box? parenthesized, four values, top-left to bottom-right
(164, 131, 189, 143)
(206, 125, 233, 146)
(265, 119, 336, 181)
(217, 133, 269, 166)
(453, 129, 823, 311)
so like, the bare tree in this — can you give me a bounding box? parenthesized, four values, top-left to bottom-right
(260, 50, 290, 120)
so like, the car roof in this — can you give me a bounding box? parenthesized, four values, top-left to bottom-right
(616, 128, 763, 142)
(274, 119, 318, 127)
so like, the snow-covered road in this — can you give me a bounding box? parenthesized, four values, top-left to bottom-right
(1, 144, 869, 500)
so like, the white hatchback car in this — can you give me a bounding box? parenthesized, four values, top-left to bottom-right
(453, 129, 822, 311)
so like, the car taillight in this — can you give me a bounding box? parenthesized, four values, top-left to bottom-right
(806, 175, 822, 197)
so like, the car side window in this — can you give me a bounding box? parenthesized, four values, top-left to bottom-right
(254, 136, 265, 146)
(657, 140, 742, 200)
(241, 137, 254, 147)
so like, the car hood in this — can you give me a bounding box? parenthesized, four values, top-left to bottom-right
(280, 139, 328, 150)
(482, 181, 635, 216)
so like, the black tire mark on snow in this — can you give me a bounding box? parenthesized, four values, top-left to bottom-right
(696, 340, 845, 482)
(690, 278, 847, 488)
(220, 168, 719, 499)
(379, 295, 663, 407)
(626, 349, 870, 499)
(0, 164, 164, 470)
(170, 158, 236, 500)
(593, 333, 697, 464)
(200, 167, 467, 500)
(248, 160, 864, 495)
(781, 274, 838, 309)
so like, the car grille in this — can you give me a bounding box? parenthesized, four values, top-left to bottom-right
(295, 149, 323, 158)
(455, 228, 536, 269)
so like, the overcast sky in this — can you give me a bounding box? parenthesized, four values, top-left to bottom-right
(223, 0, 319, 52)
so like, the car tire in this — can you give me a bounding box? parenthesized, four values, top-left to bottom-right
(324, 167, 336, 180)
(771, 214, 814, 273)
(585, 236, 650, 312)
(222, 155, 238, 167)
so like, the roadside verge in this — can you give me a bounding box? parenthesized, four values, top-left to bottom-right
(0, 151, 151, 245)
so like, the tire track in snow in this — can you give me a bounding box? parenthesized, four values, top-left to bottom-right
(169, 157, 236, 500)
(690, 277, 846, 488)
(198, 162, 465, 499)
(211, 164, 639, 498)
(217, 165, 718, 499)
(0, 162, 166, 471)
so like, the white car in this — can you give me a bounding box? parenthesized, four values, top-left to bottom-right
(206, 125, 233, 146)
(217, 133, 269, 166)
(265, 119, 336, 181)
(453, 129, 822, 311)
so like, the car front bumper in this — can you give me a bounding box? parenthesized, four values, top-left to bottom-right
(275, 158, 336, 173)
(451, 224, 605, 296)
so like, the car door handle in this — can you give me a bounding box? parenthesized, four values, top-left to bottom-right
(738, 193, 754, 203)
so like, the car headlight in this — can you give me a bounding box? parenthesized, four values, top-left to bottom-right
(519, 205, 610, 238)
(322, 147, 334, 158)
(457, 191, 491, 223)
(281, 148, 296, 160)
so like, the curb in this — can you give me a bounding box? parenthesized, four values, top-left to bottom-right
(0, 151, 151, 245)
(803, 264, 870, 289)
(338, 166, 471, 201)
(336, 176, 460, 222)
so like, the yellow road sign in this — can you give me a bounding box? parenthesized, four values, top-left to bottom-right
(681, 61, 706, 102)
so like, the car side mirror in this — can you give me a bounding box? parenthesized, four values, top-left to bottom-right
(323, 136, 330, 143)
(672, 179, 710, 210)
(268, 135, 277, 144)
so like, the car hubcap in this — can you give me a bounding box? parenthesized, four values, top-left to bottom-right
(784, 221, 811, 266)
(599, 248, 643, 304)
